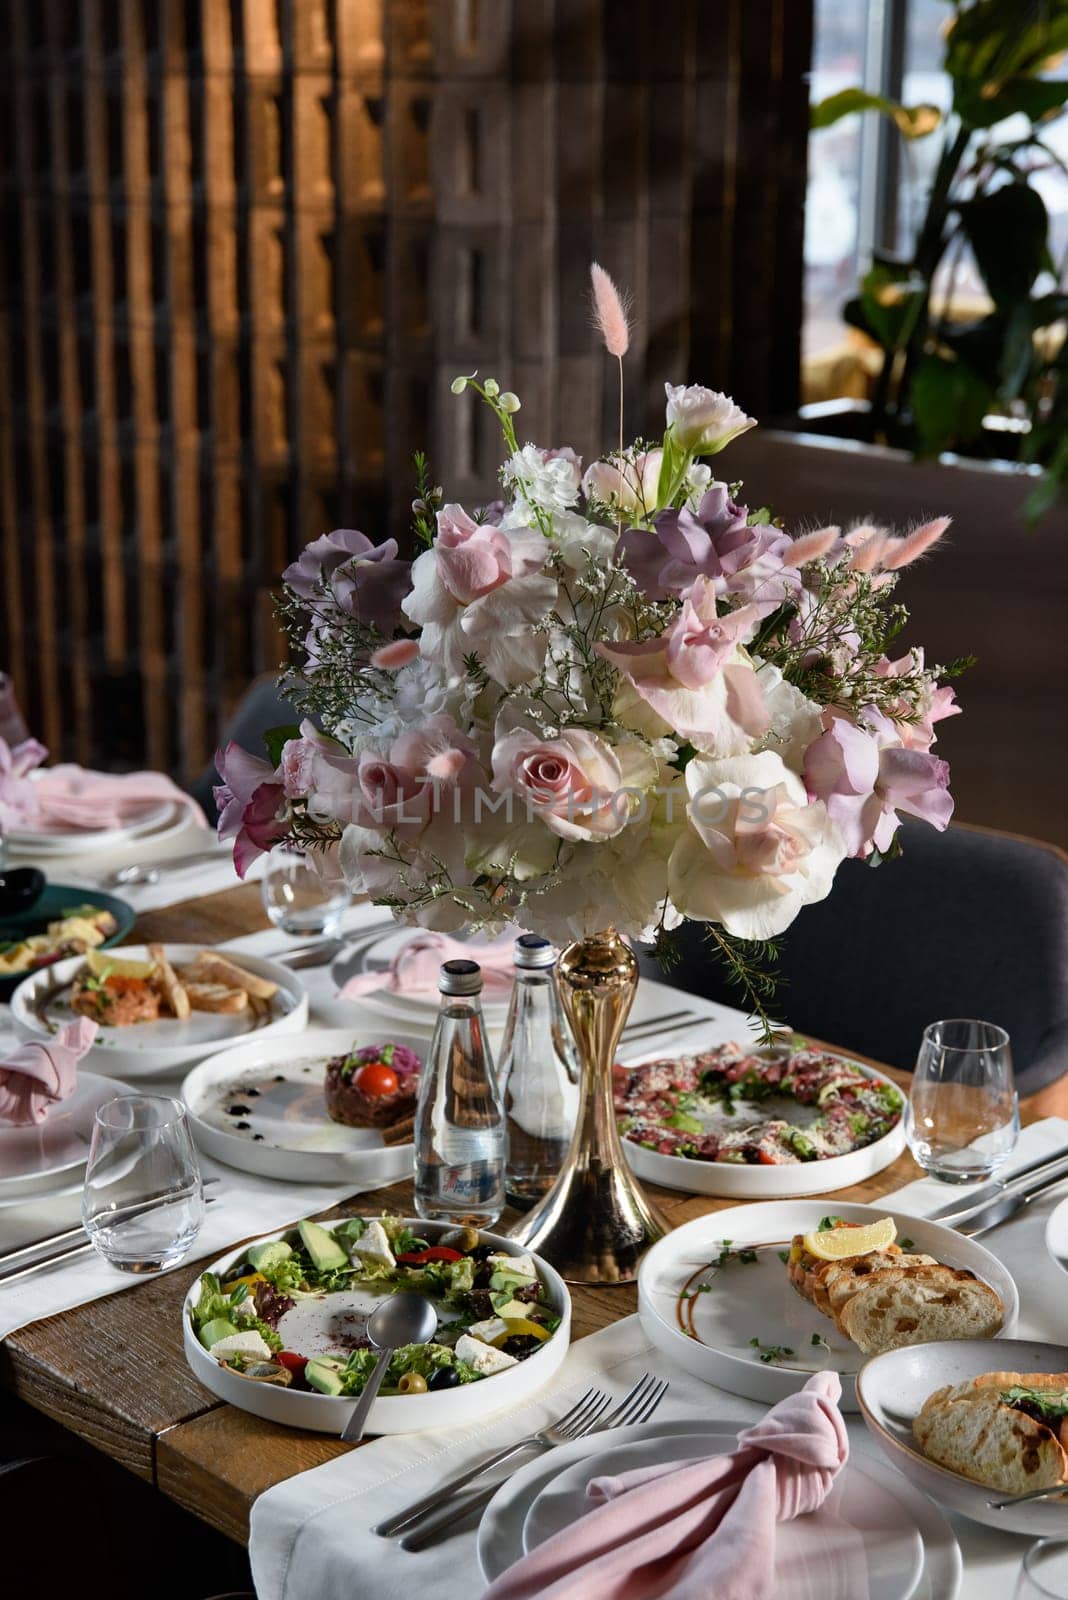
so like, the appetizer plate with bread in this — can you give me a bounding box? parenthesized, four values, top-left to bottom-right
(616, 1040, 907, 1198)
(637, 1202, 1017, 1409)
(857, 1338, 1068, 1535)
(0, 885, 135, 999)
(11, 943, 308, 1077)
(181, 1023, 425, 1184)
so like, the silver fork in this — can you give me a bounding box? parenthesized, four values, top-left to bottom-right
(373, 1385, 610, 1537)
(398, 1372, 669, 1552)
(989, 1484, 1068, 1509)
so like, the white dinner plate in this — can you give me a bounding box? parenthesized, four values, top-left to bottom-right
(7, 791, 177, 853)
(182, 1217, 571, 1434)
(1045, 1194, 1068, 1281)
(637, 1200, 1018, 1411)
(858, 1337, 1068, 1537)
(181, 1023, 425, 1184)
(477, 1418, 961, 1600)
(10, 945, 309, 1079)
(0, 1070, 128, 1200)
(619, 1042, 907, 1199)
(331, 923, 515, 1019)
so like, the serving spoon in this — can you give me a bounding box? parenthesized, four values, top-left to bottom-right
(341, 1292, 438, 1444)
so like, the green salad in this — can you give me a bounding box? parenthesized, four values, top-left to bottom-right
(188, 1214, 561, 1398)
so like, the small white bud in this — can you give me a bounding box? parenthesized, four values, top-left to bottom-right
(499, 392, 521, 413)
(450, 376, 468, 395)
(483, 378, 500, 398)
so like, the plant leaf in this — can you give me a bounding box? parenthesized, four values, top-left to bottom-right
(910, 354, 993, 452)
(811, 88, 941, 139)
(957, 77, 1068, 128)
(858, 264, 927, 350)
(958, 184, 1048, 306)
(263, 723, 302, 767)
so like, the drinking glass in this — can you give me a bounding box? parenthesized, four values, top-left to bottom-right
(1016, 1541, 1068, 1599)
(261, 842, 350, 936)
(83, 1096, 205, 1272)
(905, 1018, 1019, 1182)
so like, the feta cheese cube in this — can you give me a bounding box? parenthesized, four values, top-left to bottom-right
(467, 1316, 509, 1344)
(231, 1297, 259, 1323)
(209, 1329, 272, 1361)
(351, 1218, 396, 1269)
(455, 1334, 519, 1375)
(487, 1251, 537, 1279)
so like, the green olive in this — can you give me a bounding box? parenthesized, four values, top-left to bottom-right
(397, 1371, 428, 1395)
(441, 1225, 480, 1252)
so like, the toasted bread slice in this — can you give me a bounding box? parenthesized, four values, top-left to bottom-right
(839, 1265, 1003, 1354)
(149, 943, 190, 1020)
(186, 952, 277, 1000)
(914, 1387, 1068, 1494)
(823, 1252, 938, 1321)
(184, 981, 248, 1014)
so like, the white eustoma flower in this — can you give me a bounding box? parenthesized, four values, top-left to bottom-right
(664, 384, 756, 454)
(667, 750, 846, 939)
(501, 445, 582, 514)
(753, 662, 824, 775)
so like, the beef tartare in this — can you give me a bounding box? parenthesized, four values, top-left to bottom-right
(614, 1042, 903, 1166)
(323, 1041, 422, 1145)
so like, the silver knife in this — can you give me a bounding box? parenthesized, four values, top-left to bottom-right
(926, 1149, 1068, 1227)
(953, 1168, 1068, 1237)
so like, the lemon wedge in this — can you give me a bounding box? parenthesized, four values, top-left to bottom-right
(802, 1216, 897, 1261)
(85, 947, 156, 982)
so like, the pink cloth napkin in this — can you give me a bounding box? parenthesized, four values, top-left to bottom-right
(339, 930, 515, 1001)
(27, 765, 207, 832)
(0, 1018, 98, 1127)
(483, 1372, 850, 1600)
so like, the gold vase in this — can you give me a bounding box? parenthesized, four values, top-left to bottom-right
(507, 928, 669, 1284)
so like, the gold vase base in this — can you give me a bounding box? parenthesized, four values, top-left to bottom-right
(507, 1158, 668, 1285)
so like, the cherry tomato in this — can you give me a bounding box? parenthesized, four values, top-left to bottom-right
(353, 1063, 399, 1098)
(398, 1371, 428, 1394)
(396, 1246, 463, 1265)
(276, 1351, 308, 1377)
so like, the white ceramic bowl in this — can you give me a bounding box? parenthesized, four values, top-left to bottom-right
(620, 1050, 907, 1199)
(11, 944, 309, 1079)
(183, 1217, 571, 1434)
(857, 1337, 1068, 1536)
(637, 1199, 1019, 1411)
(181, 1025, 425, 1185)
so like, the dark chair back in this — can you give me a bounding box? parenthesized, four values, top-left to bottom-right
(640, 822, 1068, 1095)
(189, 675, 301, 822)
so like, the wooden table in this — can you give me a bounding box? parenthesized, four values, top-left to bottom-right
(0, 886, 1025, 1546)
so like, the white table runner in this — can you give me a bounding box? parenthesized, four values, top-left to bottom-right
(249, 1118, 1068, 1600)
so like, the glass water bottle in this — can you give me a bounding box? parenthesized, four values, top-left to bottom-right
(498, 934, 580, 1209)
(414, 959, 505, 1226)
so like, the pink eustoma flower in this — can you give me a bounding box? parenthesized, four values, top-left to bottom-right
(803, 709, 953, 858)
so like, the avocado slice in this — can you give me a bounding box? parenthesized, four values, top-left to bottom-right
(298, 1220, 349, 1274)
(247, 1239, 294, 1273)
(489, 1267, 530, 1294)
(198, 1317, 239, 1350)
(305, 1357, 345, 1396)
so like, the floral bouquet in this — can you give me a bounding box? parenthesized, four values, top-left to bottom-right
(216, 263, 965, 1026)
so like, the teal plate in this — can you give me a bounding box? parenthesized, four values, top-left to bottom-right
(0, 884, 136, 1000)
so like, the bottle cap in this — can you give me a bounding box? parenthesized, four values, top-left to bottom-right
(514, 933, 556, 970)
(439, 958, 483, 996)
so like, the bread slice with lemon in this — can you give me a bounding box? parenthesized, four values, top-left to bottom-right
(788, 1217, 1003, 1355)
(914, 1374, 1068, 1493)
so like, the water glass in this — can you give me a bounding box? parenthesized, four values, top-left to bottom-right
(1017, 1541, 1068, 1599)
(83, 1096, 205, 1273)
(905, 1018, 1018, 1182)
(261, 842, 350, 936)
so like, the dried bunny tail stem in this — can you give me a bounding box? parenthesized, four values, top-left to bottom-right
(788, 525, 840, 566)
(848, 531, 892, 574)
(879, 516, 951, 571)
(590, 262, 631, 358)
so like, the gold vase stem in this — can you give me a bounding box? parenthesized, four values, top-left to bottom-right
(507, 928, 669, 1283)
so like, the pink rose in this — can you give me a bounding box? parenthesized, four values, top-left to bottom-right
(491, 726, 627, 842)
(354, 715, 481, 833)
(803, 708, 953, 858)
(582, 450, 663, 518)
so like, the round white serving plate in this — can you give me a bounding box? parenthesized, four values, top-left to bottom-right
(0, 1070, 128, 1201)
(7, 792, 177, 853)
(619, 1046, 907, 1198)
(478, 1418, 961, 1599)
(181, 1024, 425, 1184)
(637, 1200, 1018, 1412)
(332, 923, 515, 1022)
(1045, 1194, 1068, 1281)
(857, 1337, 1068, 1537)
(183, 1218, 571, 1434)
(10, 945, 309, 1079)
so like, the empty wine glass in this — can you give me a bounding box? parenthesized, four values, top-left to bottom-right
(905, 1018, 1018, 1183)
(261, 842, 351, 936)
(83, 1095, 205, 1273)
(1016, 1541, 1068, 1599)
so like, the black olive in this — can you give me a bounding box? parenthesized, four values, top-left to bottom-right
(235, 1120, 251, 1130)
(228, 1105, 250, 1116)
(469, 1244, 496, 1262)
(428, 1366, 460, 1390)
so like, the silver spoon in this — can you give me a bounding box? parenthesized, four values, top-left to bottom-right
(341, 1292, 438, 1443)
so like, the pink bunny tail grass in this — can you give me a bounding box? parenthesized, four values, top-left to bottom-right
(848, 531, 892, 574)
(788, 525, 840, 566)
(590, 262, 631, 358)
(879, 516, 951, 571)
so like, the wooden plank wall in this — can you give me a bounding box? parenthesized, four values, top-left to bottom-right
(0, 0, 813, 780)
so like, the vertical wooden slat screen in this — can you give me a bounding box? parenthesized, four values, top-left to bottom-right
(0, 0, 813, 781)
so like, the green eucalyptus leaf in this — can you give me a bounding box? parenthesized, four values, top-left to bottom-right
(958, 184, 1048, 306)
(811, 88, 940, 139)
(910, 354, 993, 451)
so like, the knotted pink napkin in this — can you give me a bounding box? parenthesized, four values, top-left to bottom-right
(339, 930, 515, 1001)
(27, 765, 207, 832)
(483, 1372, 849, 1600)
(0, 1018, 98, 1127)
